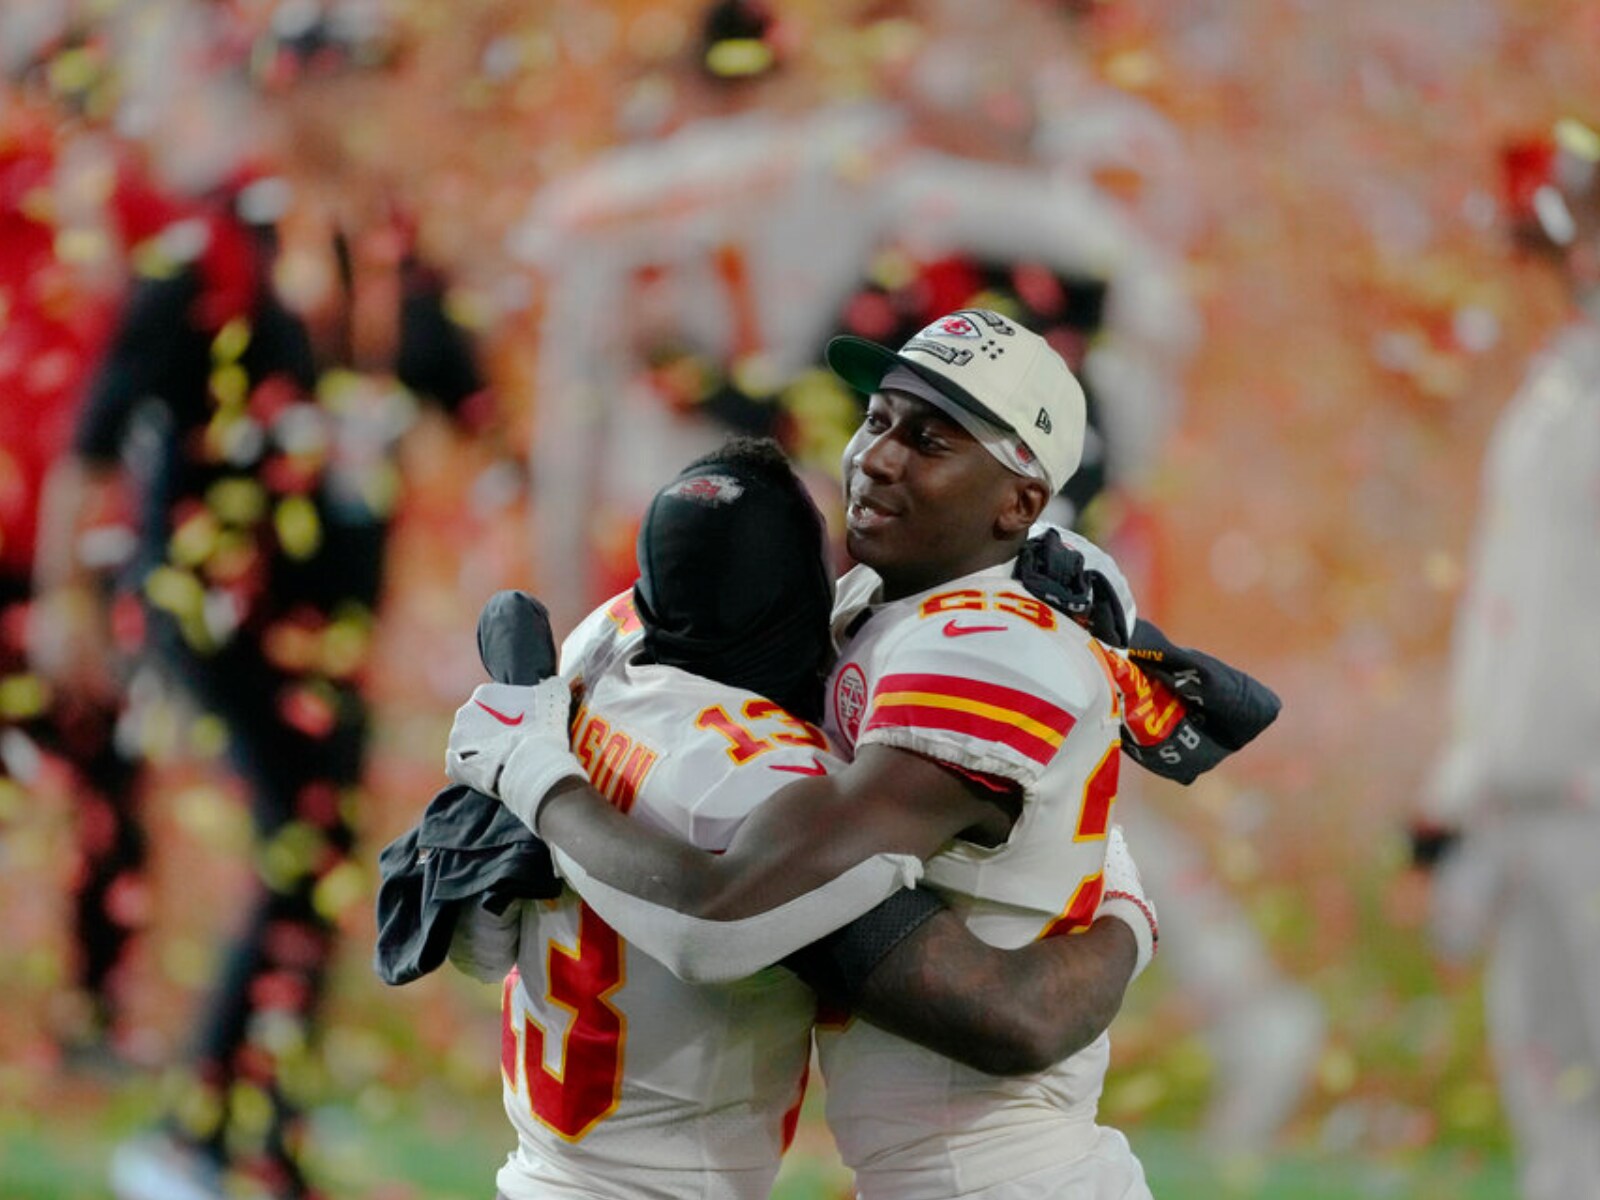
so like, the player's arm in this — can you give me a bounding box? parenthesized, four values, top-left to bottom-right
(542, 742, 998, 916)
(791, 823, 1155, 1076)
(855, 911, 1137, 1075)
(448, 686, 1008, 983)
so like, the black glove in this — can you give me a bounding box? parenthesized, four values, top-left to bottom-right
(1407, 821, 1462, 870)
(1126, 619, 1280, 752)
(1014, 529, 1130, 648)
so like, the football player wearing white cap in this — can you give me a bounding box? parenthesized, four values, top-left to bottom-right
(446, 310, 1270, 1197)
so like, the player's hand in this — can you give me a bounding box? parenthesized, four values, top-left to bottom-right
(1407, 820, 1462, 870)
(1096, 824, 1158, 980)
(1014, 528, 1133, 647)
(445, 679, 586, 832)
(446, 898, 525, 983)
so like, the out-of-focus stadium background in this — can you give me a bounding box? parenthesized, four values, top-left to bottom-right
(4, 0, 1599, 1196)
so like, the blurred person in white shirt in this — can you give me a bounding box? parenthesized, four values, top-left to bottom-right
(1413, 116, 1600, 1200)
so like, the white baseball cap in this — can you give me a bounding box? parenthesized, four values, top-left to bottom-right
(826, 308, 1087, 494)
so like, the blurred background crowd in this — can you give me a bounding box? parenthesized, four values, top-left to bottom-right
(2, 0, 1599, 1197)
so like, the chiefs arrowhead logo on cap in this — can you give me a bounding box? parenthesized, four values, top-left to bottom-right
(666, 474, 745, 504)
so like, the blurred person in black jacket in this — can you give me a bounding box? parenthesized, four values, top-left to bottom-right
(32, 8, 493, 1196)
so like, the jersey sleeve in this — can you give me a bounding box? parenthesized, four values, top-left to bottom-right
(558, 591, 643, 686)
(856, 617, 1102, 789)
(550, 845, 924, 986)
(682, 739, 849, 852)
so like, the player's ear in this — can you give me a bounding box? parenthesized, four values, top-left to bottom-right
(995, 478, 1050, 538)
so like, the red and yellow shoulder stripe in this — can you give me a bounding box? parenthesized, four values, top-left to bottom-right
(862, 673, 1076, 765)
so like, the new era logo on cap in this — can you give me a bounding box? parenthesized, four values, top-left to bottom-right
(825, 307, 1086, 494)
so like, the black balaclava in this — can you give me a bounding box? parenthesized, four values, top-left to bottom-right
(633, 446, 834, 721)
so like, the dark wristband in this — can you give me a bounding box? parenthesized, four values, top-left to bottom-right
(783, 886, 947, 1007)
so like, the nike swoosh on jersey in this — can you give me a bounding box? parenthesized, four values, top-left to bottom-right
(769, 756, 828, 776)
(942, 620, 1010, 637)
(475, 700, 525, 726)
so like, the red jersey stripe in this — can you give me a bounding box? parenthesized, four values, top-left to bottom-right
(864, 699, 1063, 765)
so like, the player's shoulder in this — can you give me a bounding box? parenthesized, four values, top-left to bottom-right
(866, 571, 1109, 712)
(560, 591, 646, 686)
(624, 671, 847, 851)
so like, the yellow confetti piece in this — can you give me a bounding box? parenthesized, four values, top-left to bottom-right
(321, 618, 372, 678)
(313, 861, 367, 920)
(730, 353, 781, 398)
(163, 936, 219, 992)
(704, 38, 774, 78)
(47, 47, 102, 95)
(145, 565, 205, 618)
(868, 247, 916, 291)
(0, 673, 50, 720)
(443, 286, 490, 331)
(227, 1081, 275, 1144)
(131, 239, 181, 280)
(275, 495, 323, 560)
(54, 228, 110, 266)
(171, 1075, 225, 1140)
(211, 317, 252, 365)
(1556, 117, 1600, 163)
(1104, 50, 1159, 91)
(206, 476, 268, 527)
(210, 363, 249, 408)
(189, 713, 231, 760)
(169, 509, 220, 568)
(315, 368, 362, 411)
(359, 461, 403, 519)
(261, 821, 324, 891)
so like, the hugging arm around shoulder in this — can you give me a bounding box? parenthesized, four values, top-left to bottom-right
(531, 745, 1009, 984)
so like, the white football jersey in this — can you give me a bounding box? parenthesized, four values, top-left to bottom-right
(819, 561, 1128, 1198)
(496, 593, 844, 1200)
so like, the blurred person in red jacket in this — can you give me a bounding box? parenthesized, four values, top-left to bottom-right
(31, 5, 494, 1197)
(0, 16, 182, 1064)
(1413, 117, 1600, 1200)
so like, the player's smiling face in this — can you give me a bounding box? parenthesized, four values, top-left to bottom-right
(842, 389, 1043, 600)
